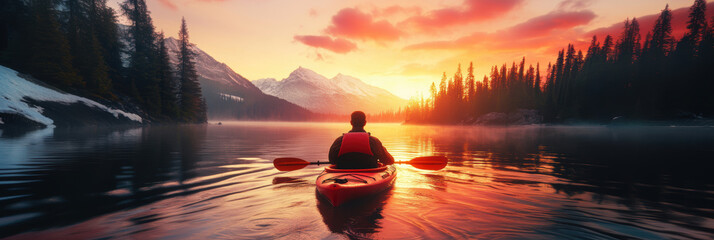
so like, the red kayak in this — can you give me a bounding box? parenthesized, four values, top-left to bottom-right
(316, 163, 396, 207)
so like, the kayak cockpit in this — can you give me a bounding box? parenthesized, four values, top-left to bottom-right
(324, 163, 387, 173)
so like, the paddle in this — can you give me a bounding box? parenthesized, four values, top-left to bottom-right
(273, 156, 448, 171)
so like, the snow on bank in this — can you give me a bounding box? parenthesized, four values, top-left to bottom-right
(0, 65, 142, 127)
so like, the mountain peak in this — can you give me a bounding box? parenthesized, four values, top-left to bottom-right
(287, 67, 327, 83)
(255, 68, 406, 114)
(292, 66, 316, 74)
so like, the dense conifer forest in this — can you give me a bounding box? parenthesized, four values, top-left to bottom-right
(405, 0, 714, 124)
(0, 0, 206, 123)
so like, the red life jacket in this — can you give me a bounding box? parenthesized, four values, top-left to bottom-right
(337, 132, 373, 157)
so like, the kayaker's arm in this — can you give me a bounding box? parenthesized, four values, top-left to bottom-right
(328, 137, 342, 165)
(370, 137, 394, 165)
(380, 146, 394, 165)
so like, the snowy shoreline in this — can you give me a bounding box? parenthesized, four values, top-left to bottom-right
(0, 65, 142, 129)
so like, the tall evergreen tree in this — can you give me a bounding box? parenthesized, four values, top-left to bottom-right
(157, 31, 179, 119)
(700, 20, 714, 115)
(648, 5, 674, 58)
(1, 0, 31, 69)
(121, 0, 159, 109)
(177, 17, 206, 123)
(673, 0, 708, 114)
(27, 0, 83, 88)
(64, 0, 112, 95)
(615, 18, 641, 64)
(681, 0, 708, 50)
(534, 63, 541, 97)
(466, 62, 476, 106)
(90, 0, 125, 93)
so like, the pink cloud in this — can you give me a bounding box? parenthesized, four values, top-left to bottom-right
(506, 10, 596, 39)
(405, 10, 596, 51)
(558, 0, 594, 11)
(400, 0, 524, 32)
(325, 8, 403, 42)
(294, 35, 357, 54)
(157, 0, 177, 10)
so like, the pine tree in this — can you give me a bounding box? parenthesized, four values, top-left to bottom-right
(1, 0, 32, 70)
(638, 5, 675, 117)
(649, 5, 674, 58)
(466, 62, 476, 107)
(694, 3, 714, 116)
(91, 0, 125, 93)
(682, 0, 708, 49)
(615, 18, 641, 64)
(673, 0, 708, 114)
(27, 0, 83, 88)
(602, 35, 614, 62)
(454, 64, 463, 102)
(700, 21, 714, 115)
(177, 17, 206, 123)
(157, 31, 179, 119)
(65, 0, 113, 95)
(121, 0, 159, 108)
(553, 49, 565, 113)
(429, 82, 437, 111)
(534, 63, 541, 97)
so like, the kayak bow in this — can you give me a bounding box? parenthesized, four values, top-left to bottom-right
(315, 164, 396, 207)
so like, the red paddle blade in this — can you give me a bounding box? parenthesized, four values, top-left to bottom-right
(273, 158, 310, 171)
(408, 156, 448, 170)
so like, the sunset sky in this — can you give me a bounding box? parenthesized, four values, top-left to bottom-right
(109, 0, 707, 99)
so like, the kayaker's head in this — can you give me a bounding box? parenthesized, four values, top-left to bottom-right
(350, 111, 366, 129)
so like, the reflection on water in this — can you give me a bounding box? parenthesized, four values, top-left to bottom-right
(317, 189, 390, 238)
(0, 122, 713, 239)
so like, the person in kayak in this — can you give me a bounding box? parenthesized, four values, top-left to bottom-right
(329, 111, 394, 169)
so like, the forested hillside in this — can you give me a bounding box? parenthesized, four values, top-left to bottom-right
(1, 0, 206, 123)
(405, 1, 714, 124)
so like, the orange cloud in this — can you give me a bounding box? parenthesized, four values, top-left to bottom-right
(294, 35, 358, 54)
(325, 8, 403, 42)
(399, 0, 524, 33)
(405, 10, 596, 51)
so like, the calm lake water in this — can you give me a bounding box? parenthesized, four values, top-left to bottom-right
(1, 122, 713, 239)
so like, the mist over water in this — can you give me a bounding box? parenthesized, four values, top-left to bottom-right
(0, 122, 713, 239)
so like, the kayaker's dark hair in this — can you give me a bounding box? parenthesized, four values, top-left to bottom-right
(350, 111, 366, 127)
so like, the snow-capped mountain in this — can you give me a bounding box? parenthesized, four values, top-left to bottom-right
(164, 37, 260, 93)
(163, 38, 311, 120)
(253, 67, 406, 115)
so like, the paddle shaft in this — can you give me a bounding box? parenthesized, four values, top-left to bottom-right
(274, 156, 447, 171)
(287, 161, 436, 165)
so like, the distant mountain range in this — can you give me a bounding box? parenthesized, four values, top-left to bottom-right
(254, 67, 406, 115)
(163, 37, 405, 118)
(163, 37, 311, 120)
